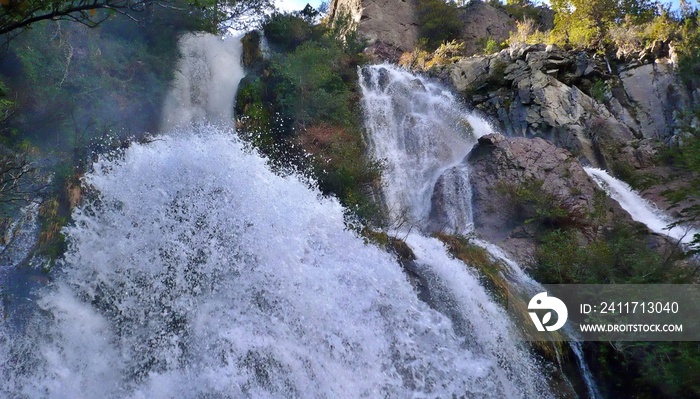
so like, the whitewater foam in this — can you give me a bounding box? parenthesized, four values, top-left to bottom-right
(585, 167, 698, 244)
(0, 34, 555, 399)
(2, 130, 548, 398)
(360, 65, 493, 233)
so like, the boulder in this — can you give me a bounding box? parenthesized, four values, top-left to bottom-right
(477, 133, 505, 145)
(502, 69, 634, 168)
(448, 56, 491, 92)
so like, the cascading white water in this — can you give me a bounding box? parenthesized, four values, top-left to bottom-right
(360, 65, 493, 233)
(585, 167, 699, 244)
(403, 233, 553, 398)
(0, 35, 555, 398)
(161, 34, 244, 130)
(7, 132, 552, 398)
(360, 65, 610, 399)
(360, 65, 553, 398)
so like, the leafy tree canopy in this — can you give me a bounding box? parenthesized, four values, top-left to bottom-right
(0, 0, 273, 38)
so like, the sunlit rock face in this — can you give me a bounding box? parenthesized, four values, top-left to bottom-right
(436, 45, 682, 170)
(467, 134, 632, 265)
(329, 0, 419, 57)
(619, 59, 688, 140)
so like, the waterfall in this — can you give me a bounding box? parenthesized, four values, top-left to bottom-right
(0, 202, 40, 272)
(360, 65, 553, 398)
(584, 167, 699, 244)
(0, 35, 555, 398)
(161, 33, 244, 130)
(0, 202, 42, 393)
(360, 65, 610, 399)
(360, 65, 493, 233)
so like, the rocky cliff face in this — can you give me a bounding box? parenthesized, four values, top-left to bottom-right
(329, 0, 419, 56)
(426, 43, 695, 263)
(337, 0, 696, 264)
(458, 2, 514, 55)
(433, 43, 688, 171)
(618, 59, 689, 140)
(329, 0, 533, 59)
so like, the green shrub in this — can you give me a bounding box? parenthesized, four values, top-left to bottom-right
(590, 79, 607, 102)
(3, 19, 179, 151)
(269, 42, 352, 127)
(436, 233, 507, 300)
(416, 0, 463, 51)
(238, 13, 382, 226)
(610, 160, 658, 191)
(532, 224, 686, 284)
(399, 40, 466, 70)
(498, 179, 590, 231)
(550, 0, 620, 49)
(588, 337, 700, 398)
(658, 127, 700, 253)
(483, 38, 501, 54)
(646, 12, 679, 42)
(0, 80, 15, 127)
(502, 0, 547, 24)
(508, 18, 549, 46)
(677, 16, 700, 89)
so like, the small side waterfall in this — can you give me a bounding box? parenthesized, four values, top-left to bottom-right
(585, 167, 699, 244)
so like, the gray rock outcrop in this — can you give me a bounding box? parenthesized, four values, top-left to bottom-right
(434, 44, 688, 171)
(619, 59, 689, 139)
(329, 0, 541, 59)
(459, 2, 514, 55)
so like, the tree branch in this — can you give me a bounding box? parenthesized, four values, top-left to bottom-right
(0, 0, 148, 36)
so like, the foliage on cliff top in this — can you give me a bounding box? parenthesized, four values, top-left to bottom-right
(497, 0, 700, 64)
(236, 11, 383, 227)
(398, 40, 467, 70)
